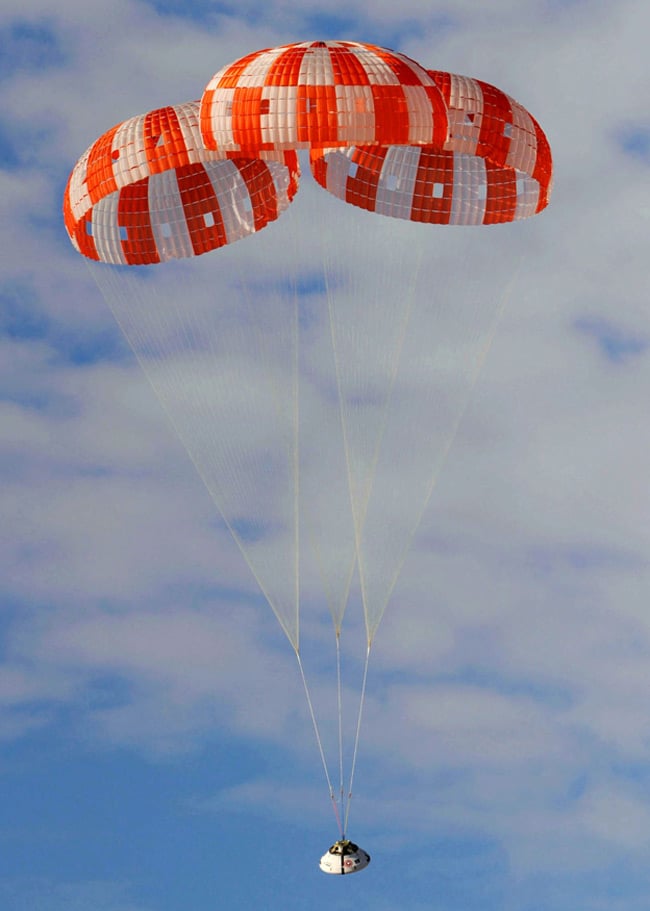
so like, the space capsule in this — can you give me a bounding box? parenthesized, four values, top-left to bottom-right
(319, 839, 371, 874)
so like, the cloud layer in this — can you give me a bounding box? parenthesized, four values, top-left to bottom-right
(1, 2, 649, 909)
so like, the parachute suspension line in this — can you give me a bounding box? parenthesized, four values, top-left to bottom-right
(343, 640, 372, 838)
(336, 630, 345, 827)
(288, 204, 306, 647)
(322, 230, 423, 628)
(320, 229, 362, 608)
(294, 649, 343, 838)
(289, 265, 301, 647)
(90, 261, 301, 648)
(224, 244, 302, 642)
(298, 220, 360, 630)
(367, 253, 523, 623)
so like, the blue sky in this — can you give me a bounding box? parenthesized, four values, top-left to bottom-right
(1, 2, 650, 910)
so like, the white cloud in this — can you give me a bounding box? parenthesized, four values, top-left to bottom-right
(1, 1, 650, 906)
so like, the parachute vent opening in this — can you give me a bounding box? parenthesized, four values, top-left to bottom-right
(431, 182, 445, 198)
(155, 134, 165, 148)
(203, 212, 215, 228)
(348, 161, 359, 178)
(119, 226, 128, 240)
(503, 122, 513, 138)
(85, 221, 93, 236)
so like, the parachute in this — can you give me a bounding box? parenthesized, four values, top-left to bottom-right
(63, 100, 303, 643)
(199, 40, 448, 151)
(310, 71, 553, 225)
(64, 41, 552, 860)
(63, 100, 300, 265)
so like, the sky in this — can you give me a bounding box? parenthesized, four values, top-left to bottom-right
(1, 1, 650, 909)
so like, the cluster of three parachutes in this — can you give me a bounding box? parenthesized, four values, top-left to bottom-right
(64, 40, 553, 862)
(63, 39, 553, 637)
(64, 40, 552, 266)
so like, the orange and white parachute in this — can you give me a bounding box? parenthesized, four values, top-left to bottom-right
(63, 101, 300, 265)
(309, 71, 552, 225)
(199, 40, 449, 152)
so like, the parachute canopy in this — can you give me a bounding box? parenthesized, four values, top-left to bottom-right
(63, 101, 300, 265)
(309, 72, 552, 225)
(199, 40, 449, 152)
